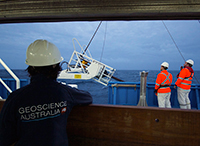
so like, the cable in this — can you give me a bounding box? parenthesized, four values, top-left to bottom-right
(83, 21, 103, 55)
(60, 61, 69, 70)
(162, 21, 199, 84)
(100, 21, 107, 62)
(162, 21, 185, 62)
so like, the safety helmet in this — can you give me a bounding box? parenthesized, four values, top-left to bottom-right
(25, 39, 63, 66)
(161, 62, 169, 68)
(186, 59, 194, 66)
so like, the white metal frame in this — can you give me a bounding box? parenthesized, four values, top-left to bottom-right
(58, 38, 115, 86)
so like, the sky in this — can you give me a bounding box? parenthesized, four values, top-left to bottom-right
(0, 20, 200, 71)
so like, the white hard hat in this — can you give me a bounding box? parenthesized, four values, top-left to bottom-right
(186, 59, 194, 66)
(161, 62, 169, 68)
(25, 39, 63, 66)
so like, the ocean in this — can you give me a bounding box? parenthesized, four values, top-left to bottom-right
(1, 69, 200, 104)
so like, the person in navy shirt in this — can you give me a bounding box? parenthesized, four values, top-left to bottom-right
(0, 39, 93, 146)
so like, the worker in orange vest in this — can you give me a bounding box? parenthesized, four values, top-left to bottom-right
(174, 59, 194, 109)
(155, 62, 173, 108)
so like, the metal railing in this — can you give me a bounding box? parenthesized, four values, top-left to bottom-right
(0, 58, 20, 93)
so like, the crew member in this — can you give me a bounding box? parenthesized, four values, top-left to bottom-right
(155, 62, 173, 108)
(174, 59, 194, 109)
(0, 39, 93, 146)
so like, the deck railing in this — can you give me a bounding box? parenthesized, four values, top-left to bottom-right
(0, 58, 20, 93)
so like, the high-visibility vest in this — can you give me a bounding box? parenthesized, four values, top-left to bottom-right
(155, 70, 173, 93)
(175, 68, 194, 90)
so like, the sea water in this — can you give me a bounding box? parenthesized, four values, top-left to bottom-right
(0, 69, 200, 104)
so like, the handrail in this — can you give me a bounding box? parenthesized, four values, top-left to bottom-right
(0, 78, 12, 93)
(111, 84, 137, 88)
(0, 58, 20, 91)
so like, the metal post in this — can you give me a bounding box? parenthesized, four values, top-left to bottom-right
(137, 71, 148, 106)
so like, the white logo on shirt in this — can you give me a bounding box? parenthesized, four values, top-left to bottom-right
(18, 101, 67, 122)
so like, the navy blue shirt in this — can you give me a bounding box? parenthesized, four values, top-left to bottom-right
(0, 74, 92, 146)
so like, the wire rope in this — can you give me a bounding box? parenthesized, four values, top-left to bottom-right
(162, 20, 199, 84)
(100, 21, 107, 62)
(83, 21, 103, 55)
(162, 21, 185, 62)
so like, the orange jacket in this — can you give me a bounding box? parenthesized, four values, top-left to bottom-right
(175, 67, 194, 90)
(155, 70, 173, 93)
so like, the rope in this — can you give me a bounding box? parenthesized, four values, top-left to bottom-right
(83, 21, 103, 55)
(100, 21, 107, 62)
(162, 21, 199, 84)
(162, 21, 185, 62)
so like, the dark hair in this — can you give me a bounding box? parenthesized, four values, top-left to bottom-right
(162, 66, 168, 70)
(187, 63, 193, 67)
(26, 63, 62, 79)
(164, 67, 168, 70)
